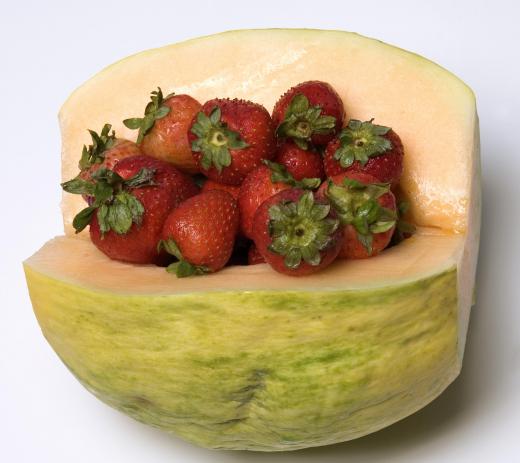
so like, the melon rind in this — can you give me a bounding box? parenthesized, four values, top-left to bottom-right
(26, 260, 459, 451)
(24, 29, 480, 451)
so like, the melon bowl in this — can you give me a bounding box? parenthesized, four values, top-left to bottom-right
(23, 29, 480, 451)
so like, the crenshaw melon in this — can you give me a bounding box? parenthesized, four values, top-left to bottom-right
(24, 29, 480, 451)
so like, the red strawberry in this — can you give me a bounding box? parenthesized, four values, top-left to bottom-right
(113, 155, 200, 206)
(159, 190, 240, 276)
(248, 244, 265, 265)
(200, 179, 240, 200)
(323, 119, 404, 185)
(188, 98, 276, 185)
(238, 160, 321, 239)
(317, 172, 397, 259)
(252, 189, 343, 276)
(124, 88, 202, 173)
(275, 141, 325, 180)
(77, 124, 141, 201)
(238, 165, 290, 239)
(272, 80, 344, 148)
(62, 155, 199, 264)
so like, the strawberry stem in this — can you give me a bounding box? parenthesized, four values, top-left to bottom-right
(333, 119, 393, 167)
(62, 167, 155, 235)
(276, 94, 336, 149)
(123, 88, 172, 144)
(325, 178, 396, 254)
(267, 191, 339, 269)
(190, 107, 249, 173)
(78, 124, 116, 171)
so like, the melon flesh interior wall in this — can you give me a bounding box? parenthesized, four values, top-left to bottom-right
(60, 29, 477, 236)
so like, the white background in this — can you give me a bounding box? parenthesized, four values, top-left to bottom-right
(1, 1, 519, 461)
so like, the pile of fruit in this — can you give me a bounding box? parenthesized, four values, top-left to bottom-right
(62, 81, 414, 277)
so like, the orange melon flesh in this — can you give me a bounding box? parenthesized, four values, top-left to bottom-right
(24, 29, 480, 451)
(60, 29, 478, 235)
(30, 231, 461, 294)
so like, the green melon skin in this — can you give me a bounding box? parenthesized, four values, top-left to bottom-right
(25, 265, 459, 451)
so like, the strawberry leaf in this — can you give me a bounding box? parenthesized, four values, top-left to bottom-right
(63, 167, 154, 235)
(326, 178, 397, 253)
(158, 239, 183, 260)
(123, 87, 172, 144)
(356, 232, 373, 255)
(107, 198, 133, 235)
(92, 180, 114, 205)
(263, 160, 321, 190)
(123, 193, 145, 226)
(124, 168, 156, 188)
(276, 94, 336, 148)
(61, 177, 95, 195)
(333, 119, 393, 167)
(90, 167, 124, 185)
(167, 261, 210, 278)
(97, 204, 110, 235)
(283, 248, 303, 269)
(78, 124, 116, 171)
(267, 191, 339, 269)
(370, 219, 396, 234)
(72, 206, 96, 233)
(390, 201, 417, 245)
(122, 118, 141, 130)
(161, 239, 211, 278)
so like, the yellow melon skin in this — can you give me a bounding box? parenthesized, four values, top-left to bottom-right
(24, 29, 480, 451)
(25, 234, 463, 451)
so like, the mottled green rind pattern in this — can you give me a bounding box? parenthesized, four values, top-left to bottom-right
(25, 265, 459, 451)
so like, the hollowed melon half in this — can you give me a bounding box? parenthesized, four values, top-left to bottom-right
(24, 29, 480, 451)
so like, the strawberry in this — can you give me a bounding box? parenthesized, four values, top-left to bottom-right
(123, 88, 202, 173)
(248, 244, 265, 265)
(316, 172, 397, 259)
(323, 119, 404, 185)
(272, 80, 344, 148)
(238, 160, 321, 239)
(76, 124, 141, 200)
(113, 155, 200, 206)
(188, 98, 276, 185)
(159, 190, 240, 277)
(275, 141, 325, 180)
(61, 155, 199, 264)
(252, 189, 342, 276)
(200, 179, 240, 200)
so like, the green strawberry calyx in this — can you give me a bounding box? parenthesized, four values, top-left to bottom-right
(267, 191, 339, 269)
(123, 87, 173, 144)
(158, 239, 210, 278)
(333, 119, 393, 168)
(263, 160, 321, 189)
(190, 107, 249, 173)
(61, 167, 156, 236)
(390, 201, 417, 245)
(78, 124, 116, 171)
(325, 178, 397, 254)
(276, 94, 336, 150)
